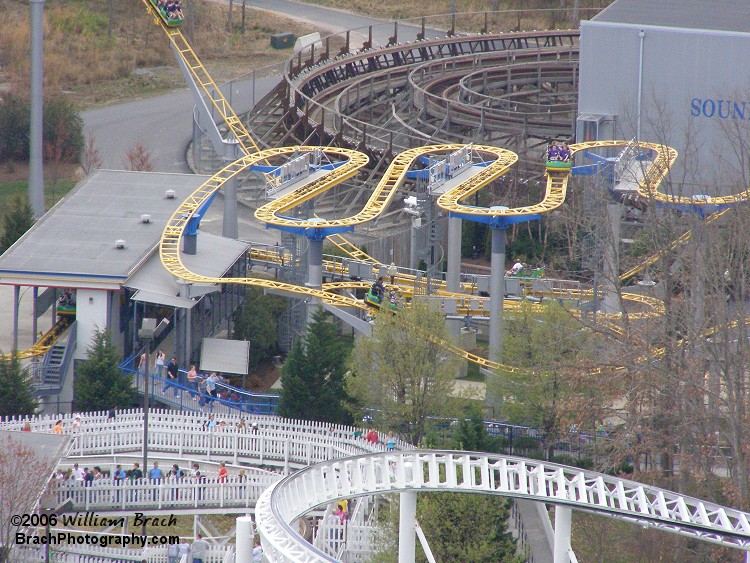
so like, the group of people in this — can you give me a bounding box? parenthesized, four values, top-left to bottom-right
(361, 427, 398, 451)
(58, 290, 76, 307)
(369, 276, 400, 307)
(155, 0, 184, 20)
(56, 460, 245, 487)
(546, 142, 571, 162)
(51, 414, 83, 434)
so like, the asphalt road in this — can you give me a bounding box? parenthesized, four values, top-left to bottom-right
(81, 1, 400, 174)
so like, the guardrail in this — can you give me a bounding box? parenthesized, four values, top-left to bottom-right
(51, 475, 273, 512)
(256, 450, 750, 561)
(120, 354, 280, 416)
(0, 409, 409, 468)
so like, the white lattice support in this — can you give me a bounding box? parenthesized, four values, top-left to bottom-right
(399, 491, 417, 563)
(554, 505, 572, 563)
(236, 516, 254, 563)
(255, 451, 750, 562)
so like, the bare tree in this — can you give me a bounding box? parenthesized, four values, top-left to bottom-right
(80, 135, 103, 176)
(125, 143, 155, 171)
(0, 434, 56, 562)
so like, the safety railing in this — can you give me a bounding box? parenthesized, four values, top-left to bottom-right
(51, 475, 274, 512)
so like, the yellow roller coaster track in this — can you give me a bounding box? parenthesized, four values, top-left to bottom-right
(135, 0, 750, 377)
(2, 317, 72, 361)
(160, 141, 684, 375)
(140, 0, 261, 156)
(253, 145, 518, 228)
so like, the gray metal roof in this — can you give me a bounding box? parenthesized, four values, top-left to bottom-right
(0, 170, 209, 288)
(126, 231, 248, 309)
(593, 0, 750, 34)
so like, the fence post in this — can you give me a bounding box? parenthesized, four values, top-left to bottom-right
(284, 440, 290, 475)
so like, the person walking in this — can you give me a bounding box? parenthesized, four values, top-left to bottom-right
(191, 533, 209, 563)
(388, 262, 398, 284)
(155, 349, 166, 377)
(164, 357, 179, 396)
(187, 364, 199, 398)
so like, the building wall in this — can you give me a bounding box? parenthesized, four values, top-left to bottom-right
(74, 289, 110, 360)
(578, 20, 750, 194)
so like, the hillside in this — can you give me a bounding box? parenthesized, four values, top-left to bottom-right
(0, 0, 319, 108)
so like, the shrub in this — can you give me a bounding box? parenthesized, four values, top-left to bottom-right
(44, 96, 85, 163)
(0, 95, 84, 164)
(0, 95, 30, 162)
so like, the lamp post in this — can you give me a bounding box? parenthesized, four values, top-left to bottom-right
(43, 499, 73, 563)
(137, 316, 168, 536)
(138, 318, 157, 529)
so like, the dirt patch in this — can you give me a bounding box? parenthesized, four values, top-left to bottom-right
(227, 360, 280, 392)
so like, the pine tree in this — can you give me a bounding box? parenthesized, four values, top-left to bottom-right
(232, 286, 286, 369)
(416, 493, 520, 562)
(74, 329, 136, 412)
(0, 352, 38, 417)
(0, 195, 34, 255)
(277, 308, 353, 424)
(276, 340, 309, 419)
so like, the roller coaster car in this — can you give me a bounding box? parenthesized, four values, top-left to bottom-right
(546, 159, 572, 172)
(57, 303, 76, 317)
(510, 267, 545, 279)
(57, 290, 76, 316)
(364, 290, 399, 312)
(149, 0, 184, 27)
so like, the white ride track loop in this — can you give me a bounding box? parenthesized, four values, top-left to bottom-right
(256, 450, 750, 562)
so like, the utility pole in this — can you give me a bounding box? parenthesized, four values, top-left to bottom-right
(29, 0, 46, 218)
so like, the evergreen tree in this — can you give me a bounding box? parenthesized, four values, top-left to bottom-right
(0, 352, 38, 417)
(416, 493, 521, 562)
(74, 329, 136, 412)
(277, 308, 353, 424)
(0, 195, 34, 255)
(232, 286, 286, 369)
(452, 408, 493, 452)
(276, 340, 309, 419)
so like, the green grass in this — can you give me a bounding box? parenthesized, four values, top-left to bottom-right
(0, 179, 77, 211)
(463, 361, 486, 382)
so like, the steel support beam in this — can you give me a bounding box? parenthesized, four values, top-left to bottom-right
(446, 216, 462, 293)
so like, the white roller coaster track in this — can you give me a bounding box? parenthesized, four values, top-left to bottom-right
(5, 412, 750, 561)
(256, 450, 750, 562)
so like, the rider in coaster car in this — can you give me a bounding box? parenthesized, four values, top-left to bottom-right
(371, 277, 385, 303)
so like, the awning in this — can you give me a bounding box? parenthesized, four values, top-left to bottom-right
(125, 231, 248, 309)
(131, 289, 197, 309)
(200, 338, 250, 375)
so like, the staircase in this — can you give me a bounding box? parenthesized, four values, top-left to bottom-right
(34, 321, 76, 396)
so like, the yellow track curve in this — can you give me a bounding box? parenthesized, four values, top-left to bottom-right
(138, 0, 748, 376)
(2, 317, 71, 361)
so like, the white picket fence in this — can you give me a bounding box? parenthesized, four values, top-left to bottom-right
(3, 408, 412, 561)
(52, 475, 273, 512)
(14, 544, 233, 562)
(0, 408, 412, 454)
